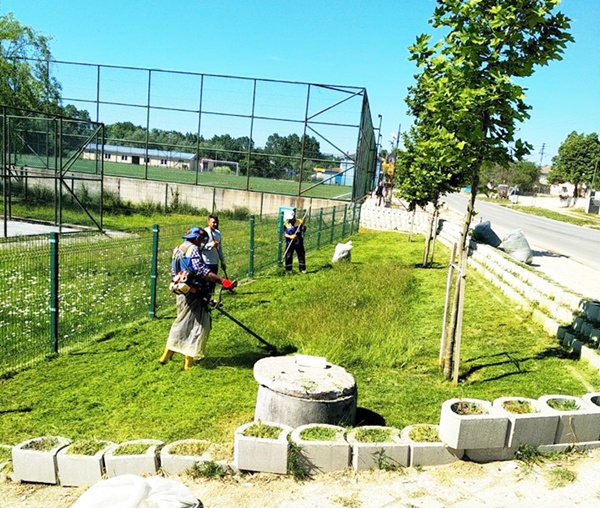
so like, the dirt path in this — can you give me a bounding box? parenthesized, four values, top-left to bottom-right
(3, 448, 600, 507)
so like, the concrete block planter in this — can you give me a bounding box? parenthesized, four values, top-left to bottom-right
(346, 426, 409, 471)
(400, 424, 463, 467)
(538, 395, 600, 444)
(492, 397, 558, 448)
(56, 440, 115, 487)
(160, 439, 214, 476)
(290, 424, 350, 474)
(234, 421, 293, 474)
(12, 436, 70, 484)
(438, 398, 508, 450)
(104, 439, 164, 478)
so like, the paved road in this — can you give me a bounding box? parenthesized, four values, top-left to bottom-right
(443, 193, 600, 273)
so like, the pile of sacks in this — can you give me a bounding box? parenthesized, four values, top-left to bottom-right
(471, 221, 533, 264)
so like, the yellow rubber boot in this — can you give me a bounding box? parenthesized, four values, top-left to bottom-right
(159, 349, 174, 364)
(184, 356, 194, 371)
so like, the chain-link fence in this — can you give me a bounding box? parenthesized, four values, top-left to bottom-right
(0, 203, 360, 375)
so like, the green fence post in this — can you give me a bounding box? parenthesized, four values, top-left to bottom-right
(342, 204, 348, 238)
(354, 202, 362, 233)
(330, 206, 336, 245)
(277, 211, 284, 265)
(49, 233, 59, 354)
(149, 224, 160, 318)
(317, 209, 323, 249)
(249, 215, 255, 278)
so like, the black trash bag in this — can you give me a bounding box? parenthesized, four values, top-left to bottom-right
(471, 221, 502, 247)
(501, 229, 533, 264)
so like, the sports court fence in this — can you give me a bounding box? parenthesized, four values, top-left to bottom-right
(12, 59, 377, 202)
(0, 203, 360, 375)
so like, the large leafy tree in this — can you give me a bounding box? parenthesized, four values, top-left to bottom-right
(480, 160, 541, 194)
(548, 131, 600, 198)
(0, 13, 61, 111)
(405, 0, 572, 381)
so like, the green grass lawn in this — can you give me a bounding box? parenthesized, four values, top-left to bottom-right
(15, 154, 353, 200)
(1, 230, 598, 448)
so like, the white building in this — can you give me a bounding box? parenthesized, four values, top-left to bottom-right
(83, 144, 238, 173)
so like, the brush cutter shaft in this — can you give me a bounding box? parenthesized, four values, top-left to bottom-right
(213, 305, 277, 352)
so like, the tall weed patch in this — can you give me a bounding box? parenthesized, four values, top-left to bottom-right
(285, 262, 422, 368)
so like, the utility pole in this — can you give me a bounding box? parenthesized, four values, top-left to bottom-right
(376, 114, 383, 156)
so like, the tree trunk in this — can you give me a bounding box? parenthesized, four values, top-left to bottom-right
(442, 185, 478, 380)
(408, 209, 416, 242)
(422, 208, 435, 267)
(430, 207, 439, 266)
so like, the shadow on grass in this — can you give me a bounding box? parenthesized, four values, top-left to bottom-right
(0, 406, 32, 414)
(202, 344, 297, 369)
(411, 262, 446, 270)
(460, 346, 571, 383)
(355, 407, 386, 427)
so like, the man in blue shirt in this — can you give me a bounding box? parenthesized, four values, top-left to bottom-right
(283, 211, 307, 274)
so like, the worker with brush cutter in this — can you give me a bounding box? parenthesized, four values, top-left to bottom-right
(283, 209, 307, 274)
(159, 226, 236, 370)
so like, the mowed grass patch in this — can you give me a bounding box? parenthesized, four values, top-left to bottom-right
(0, 230, 599, 446)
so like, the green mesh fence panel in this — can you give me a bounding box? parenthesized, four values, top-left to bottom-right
(0, 204, 360, 375)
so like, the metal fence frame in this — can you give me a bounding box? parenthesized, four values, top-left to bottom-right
(15, 58, 377, 201)
(1, 105, 105, 236)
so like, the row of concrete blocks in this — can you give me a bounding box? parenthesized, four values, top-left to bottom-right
(234, 422, 462, 476)
(237, 390, 600, 474)
(359, 204, 431, 233)
(437, 226, 600, 355)
(468, 242, 583, 319)
(8, 390, 600, 487)
(439, 394, 600, 464)
(8, 438, 226, 487)
(5, 422, 462, 488)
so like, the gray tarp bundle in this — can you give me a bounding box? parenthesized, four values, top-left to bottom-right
(501, 229, 533, 264)
(471, 221, 502, 248)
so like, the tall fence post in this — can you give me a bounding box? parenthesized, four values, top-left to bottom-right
(317, 209, 323, 249)
(277, 211, 284, 265)
(149, 224, 160, 318)
(330, 206, 336, 245)
(49, 233, 59, 353)
(342, 204, 348, 238)
(353, 202, 361, 233)
(249, 215, 255, 278)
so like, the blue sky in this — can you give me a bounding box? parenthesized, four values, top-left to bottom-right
(1, 0, 598, 163)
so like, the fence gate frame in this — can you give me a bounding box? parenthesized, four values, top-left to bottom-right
(1, 104, 105, 237)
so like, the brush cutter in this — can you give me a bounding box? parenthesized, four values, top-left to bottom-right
(210, 285, 278, 354)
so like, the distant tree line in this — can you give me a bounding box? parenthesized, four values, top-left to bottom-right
(102, 121, 337, 179)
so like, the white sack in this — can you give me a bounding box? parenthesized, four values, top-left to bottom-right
(332, 241, 353, 263)
(72, 474, 200, 508)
